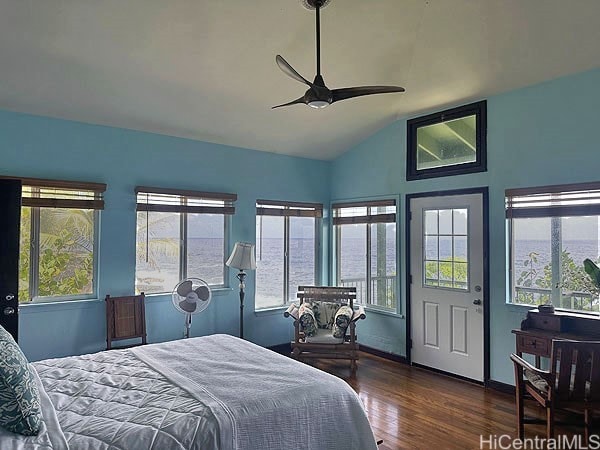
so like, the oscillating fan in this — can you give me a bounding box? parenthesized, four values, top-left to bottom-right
(172, 278, 212, 339)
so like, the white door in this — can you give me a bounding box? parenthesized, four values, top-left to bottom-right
(410, 193, 484, 381)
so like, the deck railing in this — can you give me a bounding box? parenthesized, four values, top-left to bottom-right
(340, 275, 397, 309)
(514, 285, 598, 312)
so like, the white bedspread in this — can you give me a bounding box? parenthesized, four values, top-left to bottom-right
(132, 334, 378, 450)
(1, 334, 377, 450)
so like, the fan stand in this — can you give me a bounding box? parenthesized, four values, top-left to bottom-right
(185, 313, 192, 339)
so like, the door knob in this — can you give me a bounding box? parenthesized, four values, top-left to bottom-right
(473, 299, 482, 305)
(3, 307, 15, 316)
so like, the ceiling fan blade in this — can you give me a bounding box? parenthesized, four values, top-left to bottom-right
(276, 55, 314, 87)
(331, 86, 405, 103)
(272, 96, 307, 109)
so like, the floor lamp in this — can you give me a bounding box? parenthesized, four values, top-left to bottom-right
(226, 242, 256, 339)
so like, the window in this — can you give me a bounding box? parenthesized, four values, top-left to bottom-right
(18, 178, 105, 303)
(507, 183, 600, 312)
(333, 199, 397, 311)
(255, 200, 322, 309)
(407, 101, 487, 180)
(423, 208, 469, 289)
(135, 187, 236, 294)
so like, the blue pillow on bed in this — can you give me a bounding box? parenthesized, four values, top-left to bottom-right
(0, 325, 42, 436)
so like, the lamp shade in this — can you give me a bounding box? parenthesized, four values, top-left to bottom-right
(226, 242, 257, 270)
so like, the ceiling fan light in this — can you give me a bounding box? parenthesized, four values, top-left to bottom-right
(308, 100, 330, 109)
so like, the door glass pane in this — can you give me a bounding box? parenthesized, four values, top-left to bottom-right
(136, 211, 180, 294)
(453, 209, 468, 234)
(288, 217, 315, 302)
(370, 223, 396, 309)
(439, 209, 453, 235)
(186, 213, 224, 286)
(38, 208, 95, 298)
(423, 208, 469, 290)
(255, 215, 284, 309)
(339, 224, 367, 304)
(425, 235, 438, 259)
(425, 210, 438, 235)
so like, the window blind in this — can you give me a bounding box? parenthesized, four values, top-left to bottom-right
(135, 186, 237, 214)
(505, 182, 600, 219)
(332, 199, 396, 225)
(256, 199, 323, 218)
(2, 177, 107, 210)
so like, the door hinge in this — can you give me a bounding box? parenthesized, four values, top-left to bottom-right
(408, 211, 412, 220)
(409, 338, 413, 349)
(409, 274, 413, 284)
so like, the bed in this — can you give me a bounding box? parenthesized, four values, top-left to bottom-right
(0, 334, 378, 450)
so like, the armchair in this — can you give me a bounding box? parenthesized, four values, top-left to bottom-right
(284, 286, 366, 373)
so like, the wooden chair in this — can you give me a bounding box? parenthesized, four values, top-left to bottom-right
(284, 286, 366, 373)
(511, 339, 600, 442)
(105, 293, 147, 350)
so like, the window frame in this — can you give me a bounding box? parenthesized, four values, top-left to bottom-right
(135, 186, 237, 294)
(332, 198, 399, 313)
(506, 182, 600, 313)
(14, 177, 106, 303)
(255, 200, 323, 310)
(406, 100, 487, 181)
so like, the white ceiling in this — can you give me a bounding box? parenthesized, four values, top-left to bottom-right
(1, 0, 599, 160)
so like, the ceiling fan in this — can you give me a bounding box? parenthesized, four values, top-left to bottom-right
(273, 0, 405, 110)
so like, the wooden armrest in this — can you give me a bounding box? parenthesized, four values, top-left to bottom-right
(352, 305, 366, 322)
(510, 353, 552, 380)
(284, 303, 299, 320)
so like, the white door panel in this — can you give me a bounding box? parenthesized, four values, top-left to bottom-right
(410, 193, 484, 381)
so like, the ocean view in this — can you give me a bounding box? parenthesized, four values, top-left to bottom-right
(136, 237, 600, 307)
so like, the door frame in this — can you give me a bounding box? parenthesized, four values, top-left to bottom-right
(405, 187, 490, 384)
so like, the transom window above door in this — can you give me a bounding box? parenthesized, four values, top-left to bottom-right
(423, 208, 469, 290)
(407, 101, 487, 180)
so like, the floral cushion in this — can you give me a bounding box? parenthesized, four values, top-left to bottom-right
(333, 305, 354, 339)
(298, 303, 318, 337)
(313, 301, 339, 330)
(0, 325, 42, 436)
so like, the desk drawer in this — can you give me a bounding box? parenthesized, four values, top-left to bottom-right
(529, 313, 563, 332)
(517, 335, 551, 357)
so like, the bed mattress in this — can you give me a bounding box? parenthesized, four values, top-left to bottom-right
(0, 334, 378, 450)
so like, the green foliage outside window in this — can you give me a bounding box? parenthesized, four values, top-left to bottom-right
(19, 207, 94, 302)
(515, 250, 600, 311)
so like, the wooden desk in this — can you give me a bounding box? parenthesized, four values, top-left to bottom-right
(513, 309, 600, 368)
(512, 328, 599, 368)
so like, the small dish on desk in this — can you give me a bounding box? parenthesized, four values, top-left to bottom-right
(538, 304, 555, 314)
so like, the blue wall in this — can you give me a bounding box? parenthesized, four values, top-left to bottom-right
(3, 67, 599, 384)
(330, 67, 600, 384)
(0, 110, 330, 361)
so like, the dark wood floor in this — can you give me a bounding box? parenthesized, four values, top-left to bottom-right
(309, 352, 590, 450)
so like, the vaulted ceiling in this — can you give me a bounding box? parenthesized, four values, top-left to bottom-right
(1, 0, 599, 160)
